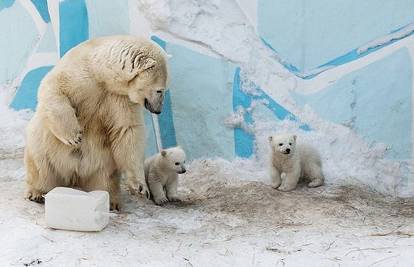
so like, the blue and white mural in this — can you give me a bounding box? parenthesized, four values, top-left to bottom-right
(1, 0, 413, 196)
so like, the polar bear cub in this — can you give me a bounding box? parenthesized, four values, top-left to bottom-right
(268, 134, 324, 191)
(145, 147, 187, 205)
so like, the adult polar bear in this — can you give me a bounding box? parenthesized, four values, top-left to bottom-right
(24, 36, 169, 210)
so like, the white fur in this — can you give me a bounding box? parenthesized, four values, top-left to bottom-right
(145, 147, 186, 205)
(24, 36, 169, 210)
(269, 134, 324, 191)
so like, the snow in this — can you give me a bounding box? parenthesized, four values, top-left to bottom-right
(223, 106, 254, 134)
(0, 88, 31, 157)
(1, 157, 414, 266)
(1, 0, 413, 265)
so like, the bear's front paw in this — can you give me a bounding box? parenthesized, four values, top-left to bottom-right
(128, 180, 150, 199)
(58, 128, 83, 146)
(25, 189, 44, 203)
(154, 196, 169, 205)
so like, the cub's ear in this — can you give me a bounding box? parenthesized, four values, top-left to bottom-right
(161, 150, 167, 157)
(293, 135, 297, 141)
(268, 136, 273, 142)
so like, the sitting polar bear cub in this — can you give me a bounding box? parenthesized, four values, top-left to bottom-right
(145, 147, 187, 205)
(269, 134, 324, 191)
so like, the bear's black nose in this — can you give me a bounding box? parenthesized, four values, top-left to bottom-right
(286, 148, 290, 153)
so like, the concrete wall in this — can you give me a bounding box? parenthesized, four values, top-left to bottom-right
(1, 0, 413, 196)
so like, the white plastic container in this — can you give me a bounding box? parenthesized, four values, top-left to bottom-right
(45, 187, 110, 231)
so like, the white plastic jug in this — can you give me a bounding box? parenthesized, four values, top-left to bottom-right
(45, 187, 110, 231)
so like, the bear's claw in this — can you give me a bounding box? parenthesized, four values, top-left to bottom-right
(110, 201, 121, 211)
(26, 191, 45, 203)
(128, 181, 151, 200)
(63, 130, 83, 146)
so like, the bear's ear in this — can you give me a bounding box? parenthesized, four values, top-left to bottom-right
(126, 56, 157, 83)
(137, 57, 156, 73)
(268, 136, 273, 142)
(161, 150, 167, 157)
(293, 135, 297, 141)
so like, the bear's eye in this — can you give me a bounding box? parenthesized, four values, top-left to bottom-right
(175, 162, 180, 165)
(278, 143, 283, 146)
(156, 90, 162, 94)
(289, 143, 292, 145)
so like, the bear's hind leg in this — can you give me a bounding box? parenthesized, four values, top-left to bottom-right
(307, 164, 324, 188)
(25, 150, 60, 203)
(109, 171, 121, 211)
(81, 171, 121, 211)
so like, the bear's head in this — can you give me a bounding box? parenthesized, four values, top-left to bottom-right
(125, 52, 168, 114)
(98, 37, 169, 114)
(160, 146, 187, 174)
(268, 134, 297, 156)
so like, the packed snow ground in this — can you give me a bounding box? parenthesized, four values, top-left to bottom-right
(1, 155, 413, 267)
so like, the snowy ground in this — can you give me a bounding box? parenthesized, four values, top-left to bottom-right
(1, 155, 413, 267)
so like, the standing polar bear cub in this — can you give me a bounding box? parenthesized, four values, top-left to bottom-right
(145, 147, 186, 205)
(269, 134, 324, 191)
(24, 35, 169, 210)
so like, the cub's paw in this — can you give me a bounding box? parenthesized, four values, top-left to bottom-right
(308, 179, 324, 188)
(153, 196, 169, 205)
(271, 182, 281, 189)
(25, 190, 44, 203)
(277, 185, 296, 192)
(167, 196, 181, 202)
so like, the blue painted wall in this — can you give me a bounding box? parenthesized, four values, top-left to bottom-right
(10, 66, 53, 110)
(59, 0, 89, 57)
(259, 0, 414, 73)
(165, 42, 235, 159)
(0, 1, 38, 86)
(293, 48, 412, 160)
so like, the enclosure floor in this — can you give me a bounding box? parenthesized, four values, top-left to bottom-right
(1, 157, 413, 267)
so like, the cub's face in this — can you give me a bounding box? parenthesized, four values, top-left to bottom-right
(269, 134, 297, 156)
(127, 59, 168, 114)
(161, 147, 187, 174)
